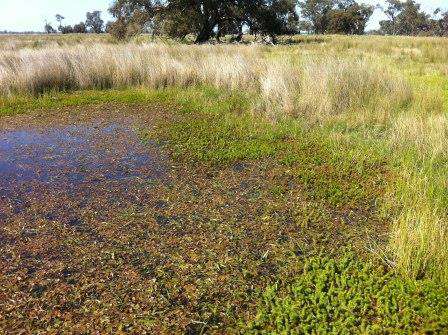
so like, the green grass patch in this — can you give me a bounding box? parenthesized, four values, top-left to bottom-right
(164, 112, 280, 163)
(0, 89, 156, 116)
(149, 88, 388, 209)
(1, 84, 389, 209)
(246, 253, 448, 334)
(0, 85, 236, 117)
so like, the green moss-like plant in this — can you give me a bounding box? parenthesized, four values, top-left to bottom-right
(246, 254, 448, 334)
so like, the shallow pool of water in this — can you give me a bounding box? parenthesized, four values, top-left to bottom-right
(0, 118, 166, 220)
(0, 122, 163, 187)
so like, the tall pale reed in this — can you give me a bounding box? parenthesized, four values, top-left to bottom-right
(0, 43, 411, 123)
(0, 44, 265, 96)
(0, 43, 303, 118)
(298, 58, 412, 124)
(389, 113, 448, 281)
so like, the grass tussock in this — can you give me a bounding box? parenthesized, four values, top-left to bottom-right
(392, 113, 448, 158)
(0, 43, 408, 122)
(389, 112, 448, 281)
(298, 58, 412, 123)
(0, 44, 263, 96)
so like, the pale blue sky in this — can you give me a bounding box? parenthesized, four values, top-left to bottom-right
(0, 0, 446, 32)
(0, 0, 114, 32)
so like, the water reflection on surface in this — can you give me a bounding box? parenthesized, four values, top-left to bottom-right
(0, 119, 165, 222)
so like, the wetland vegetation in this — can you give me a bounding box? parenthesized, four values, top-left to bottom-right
(1, 33, 448, 333)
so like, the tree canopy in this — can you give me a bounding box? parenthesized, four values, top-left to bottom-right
(86, 11, 105, 34)
(107, 0, 378, 41)
(45, 0, 448, 39)
(46, 11, 105, 34)
(379, 0, 448, 36)
(108, 0, 299, 43)
(299, 0, 373, 35)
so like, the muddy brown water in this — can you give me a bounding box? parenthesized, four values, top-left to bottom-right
(0, 105, 167, 223)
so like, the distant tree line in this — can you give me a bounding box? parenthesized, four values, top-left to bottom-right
(45, 11, 104, 34)
(298, 0, 373, 35)
(0, 31, 43, 34)
(379, 0, 448, 36)
(106, 0, 375, 42)
(44, 0, 448, 40)
(106, 0, 448, 42)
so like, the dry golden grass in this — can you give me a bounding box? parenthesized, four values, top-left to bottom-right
(298, 57, 412, 123)
(0, 42, 409, 121)
(0, 33, 112, 51)
(0, 44, 260, 95)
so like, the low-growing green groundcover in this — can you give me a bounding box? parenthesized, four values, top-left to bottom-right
(2, 87, 447, 333)
(246, 254, 448, 334)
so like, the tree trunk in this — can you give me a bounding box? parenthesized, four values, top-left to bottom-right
(216, 26, 222, 43)
(195, 22, 214, 43)
(235, 24, 243, 42)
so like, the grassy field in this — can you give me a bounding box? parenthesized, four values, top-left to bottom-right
(1, 34, 448, 332)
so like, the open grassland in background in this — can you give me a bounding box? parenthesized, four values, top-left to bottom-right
(0, 33, 113, 51)
(1, 34, 448, 286)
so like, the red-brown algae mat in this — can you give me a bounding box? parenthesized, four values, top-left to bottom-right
(0, 105, 385, 334)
